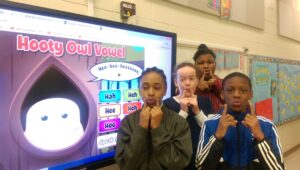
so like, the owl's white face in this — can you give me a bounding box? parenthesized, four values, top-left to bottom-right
(24, 98, 84, 151)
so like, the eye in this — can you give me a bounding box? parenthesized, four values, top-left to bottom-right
(190, 77, 195, 81)
(241, 89, 248, 94)
(154, 86, 162, 90)
(62, 113, 68, 119)
(41, 115, 48, 121)
(225, 89, 233, 93)
(142, 85, 149, 90)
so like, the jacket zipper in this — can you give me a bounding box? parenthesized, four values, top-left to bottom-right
(237, 121, 240, 169)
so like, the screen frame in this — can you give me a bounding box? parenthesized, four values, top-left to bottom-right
(0, 0, 176, 96)
(0, 1, 176, 169)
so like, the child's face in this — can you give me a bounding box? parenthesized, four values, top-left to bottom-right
(175, 66, 198, 97)
(139, 72, 166, 107)
(221, 77, 253, 112)
(195, 54, 216, 79)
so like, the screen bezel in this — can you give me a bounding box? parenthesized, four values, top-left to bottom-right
(0, 0, 177, 96)
(0, 1, 176, 169)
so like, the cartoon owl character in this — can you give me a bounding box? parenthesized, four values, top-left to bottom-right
(24, 98, 84, 150)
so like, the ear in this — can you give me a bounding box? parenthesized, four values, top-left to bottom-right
(139, 87, 142, 97)
(164, 86, 167, 96)
(174, 78, 178, 88)
(249, 90, 253, 100)
(220, 90, 225, 100)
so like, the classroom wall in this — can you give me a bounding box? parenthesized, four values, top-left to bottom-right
(8, 0, 300, 153)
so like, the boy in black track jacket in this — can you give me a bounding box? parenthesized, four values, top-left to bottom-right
(195, 72, 285, 170)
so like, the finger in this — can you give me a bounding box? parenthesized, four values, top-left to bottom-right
(249, 101, 256, 116)
(143, 100, 148, 108)
(185, 89, 192, 97)
(199, 83, 209, 89)
(200, 73, 205, 81)
(193, 94, 198, 102)
(226, 114, 235, 121)
(199, 81, 207, 85)
(187, 100, 191, 107)
(141, 105, 147, 114)
(182, 89, 187, 97)
(208, 78, 216, 84)
(219, 104, 224, 110)
(146, 109, 151, 117)
(244, 114, 250, 120)
(243, 116, 249, 123)
(228, 120, 237, 127)
(245, 116, 255, 125)
(222, 104, 227, 115)
(142, 106, 151, 117)
(210, 70, 213, 77)
(242, 120, 248, 127)
(243, 116, 254, 127)
(156, 98, 160, 107)
(150, 107, 156, 116)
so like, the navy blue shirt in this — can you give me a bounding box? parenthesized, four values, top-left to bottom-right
(163, 96, 213, 170)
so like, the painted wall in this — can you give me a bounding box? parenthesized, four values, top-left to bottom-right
(7, 0, 300, 154)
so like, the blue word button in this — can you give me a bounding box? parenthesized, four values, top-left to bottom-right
(99, 90, 121, 103)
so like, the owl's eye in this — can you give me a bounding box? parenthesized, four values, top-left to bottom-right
(41, 115, 48, 121)
(62, 113, 68, 119)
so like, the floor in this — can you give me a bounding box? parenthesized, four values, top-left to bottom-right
(284, 148, 300, 170)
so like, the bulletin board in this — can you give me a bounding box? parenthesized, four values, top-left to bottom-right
(249, 56, 300, 125)
(213, 48, 242, 70)
(176, 39, 246, 78)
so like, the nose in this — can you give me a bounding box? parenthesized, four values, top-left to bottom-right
(203, 62, 209, 68)
(184, 79, 191, 85)
(148, 87, 155, 96)
(233, 90, 241, 97)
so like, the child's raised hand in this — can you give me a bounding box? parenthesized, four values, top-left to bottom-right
(189, 95, 200, 115)
(179, 90, 191, 112)
(207, 70, 216, 86)
(139, 102, 151, 129)
(198, 74, 209, 91)
(150, 99, 163, 129)
(242, 103, 265, 141)
(215, 104, 237, 139)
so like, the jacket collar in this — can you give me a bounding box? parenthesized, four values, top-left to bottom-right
(219, 107, 250, 122)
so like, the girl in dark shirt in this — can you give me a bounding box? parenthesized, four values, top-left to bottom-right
(116, 67, 192, 170)
(193, 44, 224, 113)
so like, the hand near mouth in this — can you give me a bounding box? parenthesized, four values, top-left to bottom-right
(188, 95, 200, 115)
(242, 102, 265, 141)
(139, 102, 151, 129)
(179, 90, 191, 112)
(150, 99, 163, 129)
(207, 70, 216, 86)
(198, 74, 209, 91)
(215, 104, 237, 140)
